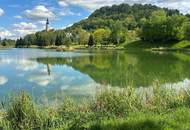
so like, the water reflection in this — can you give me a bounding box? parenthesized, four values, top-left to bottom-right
(0, 49, 97, 102)
(0, 49, 190, 102)
(36, 50, 190, 88)
(0, 76, 8, 85)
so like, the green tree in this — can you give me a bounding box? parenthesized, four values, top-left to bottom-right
(123, 15, 137, 30)
(181, 22, 190, 40)
(55, 31, 66, 46)
(93, 28, 111, 45)
(140, 10, 187, 42)
(77, 28, 90, 45)
(16, 38, 24, 47)
(88, 34, 94, 47)
(109, 21, 126, 45)
(23, 34, 36, 47)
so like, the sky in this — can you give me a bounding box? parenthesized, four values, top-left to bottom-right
(0, 0, 190, 40)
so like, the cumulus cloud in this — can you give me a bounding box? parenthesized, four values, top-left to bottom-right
(14, 15, 22, 19)
(58, 1, 68, 7)
(24, 5, 55, 20)
(58, 0, 190, 13)
(0, 28, 13, 39)
(59, 10, 81, 16)
(0, 76, 8, 85)
(13, 22, 37, 36)
(0, 8, 4, 16)
(156, 0, 190, 14)
(16, 59, 39, 71)
(58, 0, 123, 10)
(28, 75, 53, 86)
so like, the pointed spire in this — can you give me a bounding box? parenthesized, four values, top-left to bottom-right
(46, 18, 49, 25)
(46, 18, 49, 32)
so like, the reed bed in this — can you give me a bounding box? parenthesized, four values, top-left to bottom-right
(0, 85, 190, 130)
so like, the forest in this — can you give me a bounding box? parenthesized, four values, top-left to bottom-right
(2, 3, 190, 48)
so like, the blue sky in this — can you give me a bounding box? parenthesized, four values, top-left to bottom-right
(0, 0, 190, 39)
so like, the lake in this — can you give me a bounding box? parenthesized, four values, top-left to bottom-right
(0, 48, 190, 103)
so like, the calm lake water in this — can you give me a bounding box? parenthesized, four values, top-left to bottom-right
(0, 48, 190, 102)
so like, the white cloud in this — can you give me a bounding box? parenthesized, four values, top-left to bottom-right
(58, 0, 190, 14)
(13, 22, 37, 36)
(58, 1, 68, 7)
(0, 8, 4, 16)
(37, 20, 47, 25)
(58, 0, 125, 11)
(28, 74, 55, 87)
(14, 15, 22, 19)
(16, 59, 39, 71)
(157, 1, 190, 14)
(24, 5, 55, 20)
(0, 28, 13, 39)
(0, 76, 8, 85)
(59, 10, 81, 16)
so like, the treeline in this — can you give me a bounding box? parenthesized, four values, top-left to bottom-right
(16, 21, 127, 47)
(0, 38, 15, 47)
(16, 30, 71, 47)
(16, 4, 190, 47)
(72, 4, 180, 31)
(140, 10, 190, 42)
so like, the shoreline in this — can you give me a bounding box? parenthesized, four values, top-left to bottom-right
(151, 47, 190, 52)
(2, 40, 190, 52)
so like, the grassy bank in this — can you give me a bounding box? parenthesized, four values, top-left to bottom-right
(124, 40, 190, 51)
(12, 40, 190, 52)
(27, 45, 124, 51)
(0, 85, 190, 130)
(0, 45, 15, 49)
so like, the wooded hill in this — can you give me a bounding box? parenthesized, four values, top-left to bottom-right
(68, 4, 180, 31)
(15, 3, 190, 48)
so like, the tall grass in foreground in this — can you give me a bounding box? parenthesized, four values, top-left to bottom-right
(0, 85, 190, 130)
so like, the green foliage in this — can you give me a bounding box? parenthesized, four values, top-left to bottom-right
(1, 86, 190, 129)
(93, 28, 111, 45)
(23, 34, 37, 47)
(123, 15, 137, 30)
(88, 34, 94, 47)
(140, 10, 189, 42)
(77, 28, 90, 45)
(182, 22, 190, 40)
(172, 40, 190, 48)
(109, 21, 126, 45)
(6, 92, 41, 129)
(0, 39, 16, 47)
(15, 3, 190, 48)
(89, 4, 179, 20)
(55, 31, 67, 46)
(16, 30, 71, 47)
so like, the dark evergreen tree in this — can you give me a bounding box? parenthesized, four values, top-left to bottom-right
(88, 34, 94, 47)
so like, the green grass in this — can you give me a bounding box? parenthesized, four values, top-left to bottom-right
(90, 108, 190, 130)
(0, 85, 190, 130)
(124, 40, 190, 50)
(172, 40, 190, 49)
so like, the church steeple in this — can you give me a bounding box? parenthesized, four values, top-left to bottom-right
(46, 18, 49, 32)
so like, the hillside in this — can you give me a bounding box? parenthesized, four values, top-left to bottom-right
(68, 4, 180, 31)
(15, 3, 190, 49)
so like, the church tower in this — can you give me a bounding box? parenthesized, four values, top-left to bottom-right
(46, 18, 49, 32)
